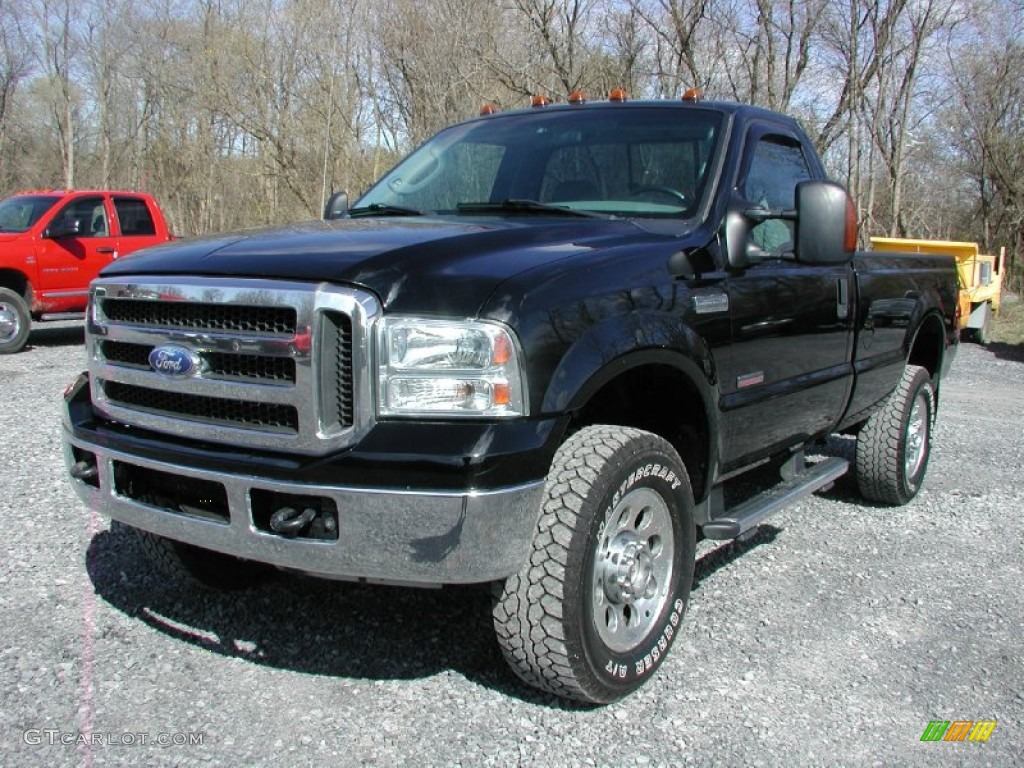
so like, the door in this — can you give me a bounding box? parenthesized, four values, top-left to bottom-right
(36, 195, 119, 311)
(112, 195, 164, 254)
(717, 127, 854, 468)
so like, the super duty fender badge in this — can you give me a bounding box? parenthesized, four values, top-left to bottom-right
(148, 345, 200, 377)
(692, 293, 729, 314)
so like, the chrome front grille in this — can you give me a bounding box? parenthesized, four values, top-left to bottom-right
(87, 277, 380, 455)
(102, 381, 300, 432)
(99, 340, 298, 384)
(318, 311, 355, 430)
(100, 297, 297, 335)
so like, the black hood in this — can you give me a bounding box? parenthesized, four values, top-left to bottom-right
(101, 217, 650, 315)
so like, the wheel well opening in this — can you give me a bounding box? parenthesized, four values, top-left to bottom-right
(908, 315, 944, 379)
(0, 270, 29, 299)
(569, 364, 710, 500)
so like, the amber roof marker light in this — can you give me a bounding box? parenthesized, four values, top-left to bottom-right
(682, 88, 701, 101)
(608, 88, 629, 102)
(531, 94, 552, 108)
(568, 90, 586, 105)
(479, 104, 499, 116)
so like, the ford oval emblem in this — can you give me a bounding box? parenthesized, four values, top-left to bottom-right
(148, 345, 200, 378)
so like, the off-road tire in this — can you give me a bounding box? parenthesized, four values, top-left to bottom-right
(136, 528, 273, 589)
(493, 425, 696, 704)
(855, 364, 935, 505)
(0, 287, 31, 354)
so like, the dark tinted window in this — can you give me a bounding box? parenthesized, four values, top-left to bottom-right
(744, 136, 811, 208)
(743, 135, 811, 251)
(114, 197, 157, 236)
(55, 196, 109, 237)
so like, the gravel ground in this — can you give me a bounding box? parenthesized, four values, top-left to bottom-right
(1, 322, 1021, 767)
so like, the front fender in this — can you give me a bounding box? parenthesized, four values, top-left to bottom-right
(541, 310, 717, 413)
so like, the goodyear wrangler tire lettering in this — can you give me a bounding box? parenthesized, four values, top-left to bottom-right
(492, 425, 696, 704)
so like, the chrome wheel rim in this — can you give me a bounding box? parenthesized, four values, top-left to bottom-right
(591, 487, 675, 653)
(0, 302, 21, 344)
(905, 391, 929, 480)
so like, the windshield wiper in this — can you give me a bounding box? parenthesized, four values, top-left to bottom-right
(456, 199, 600, 218)
(347, 203, 424, 218)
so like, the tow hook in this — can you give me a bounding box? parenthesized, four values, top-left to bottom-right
(269, 506, 317, 536)
(70, 460, 98, 482)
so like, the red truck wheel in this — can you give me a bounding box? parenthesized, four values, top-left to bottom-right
(855, 364, 935, 505)
(493, 425, 696, 704)
(0, 288, 30, 354)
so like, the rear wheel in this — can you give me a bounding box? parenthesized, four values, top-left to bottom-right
(855, 364, 935, 505)
(136, 529, 273, 589)
(0, 287, 30, 354)
(493, 425, 696, 703)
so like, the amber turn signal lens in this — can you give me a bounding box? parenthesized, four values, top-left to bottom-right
(492, 382, 511, 406)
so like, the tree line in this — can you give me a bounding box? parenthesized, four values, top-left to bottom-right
(1, 0, 1021, 285)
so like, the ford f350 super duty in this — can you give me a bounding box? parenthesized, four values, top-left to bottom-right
(62, 94, 958, 703)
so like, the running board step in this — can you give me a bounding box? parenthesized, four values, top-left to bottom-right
(702, 457, 849, 540)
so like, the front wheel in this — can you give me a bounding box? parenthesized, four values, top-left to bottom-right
(855, 364, 935, 505)
(136, 528, 273, 589)
(0, 287, 31, 354)
(493, 425, 696, 704)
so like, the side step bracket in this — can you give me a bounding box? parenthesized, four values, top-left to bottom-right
(702, 456, 849, 541)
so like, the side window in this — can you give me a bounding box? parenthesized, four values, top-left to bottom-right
(55, 196, 108, 238)
(113, 197, 157, 236)
(743, 135, 811, 252)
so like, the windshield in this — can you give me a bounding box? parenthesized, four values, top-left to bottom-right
(355, 107, 723, 219)
(0, 195, 60, 232)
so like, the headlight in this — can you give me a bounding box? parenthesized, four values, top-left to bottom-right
(378, 318, 527, 417)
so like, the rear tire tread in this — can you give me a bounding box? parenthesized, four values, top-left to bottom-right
(855, 364, 934, 505)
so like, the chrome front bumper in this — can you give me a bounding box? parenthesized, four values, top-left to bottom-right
(63, 428, 545, 586)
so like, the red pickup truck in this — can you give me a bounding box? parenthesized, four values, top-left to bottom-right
(0, 189, 173, 353)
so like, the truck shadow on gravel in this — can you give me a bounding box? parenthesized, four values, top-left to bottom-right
(986, 341, 1024, 363)
(25, 324, 84, 349)
(85, 518, 772, 707)
(85, 523, 574, 706)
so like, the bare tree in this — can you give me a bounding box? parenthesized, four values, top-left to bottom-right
(717, 0, 826, 111)
(628, 0, 712, 96)
(0, 3, 32, 187)
(862, 0, 959, 236)
(947, 19, 1024, 284)
(35, 0, 78, 187)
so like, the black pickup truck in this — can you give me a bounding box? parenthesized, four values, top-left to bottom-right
(62, 95, 958, 704)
